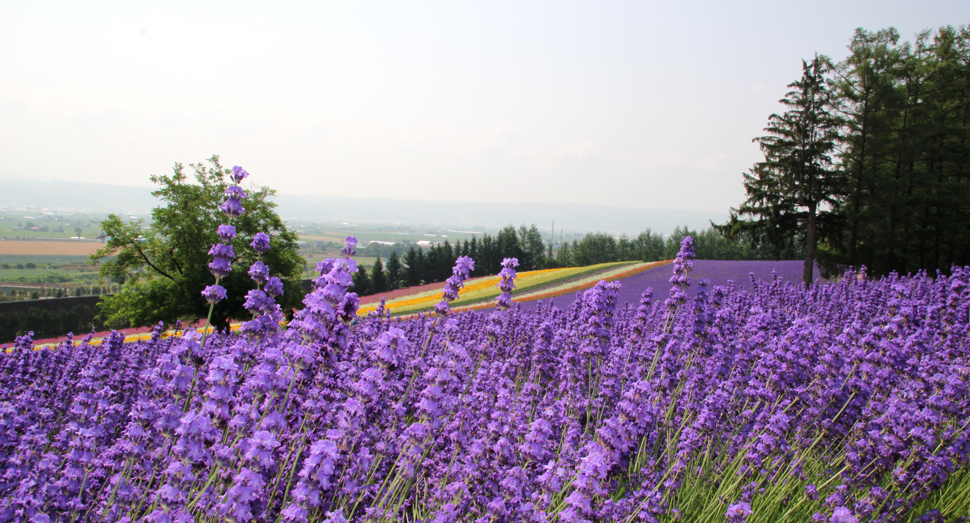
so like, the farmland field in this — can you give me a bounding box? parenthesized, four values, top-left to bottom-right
(0, 240, 105, 256)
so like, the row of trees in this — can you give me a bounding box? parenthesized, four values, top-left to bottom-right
(722, 26, 970, 280)
(0, 286, 117, 301)
(349, 224, 782, 296)
(351, 225, 546, 294)
(0, 304, 105, 342)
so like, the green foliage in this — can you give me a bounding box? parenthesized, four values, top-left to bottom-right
(370, 256, 388, 294)
(352, 264, 371, 296)
(723, 25, 970, 278)
(385, 251, 402, 291)
(721, 55, 842, 283)
(91, 155, 303, 329)
(0, 303, 105, 343)
(829, 26, 970, 276)
(403, 246, 424, 287)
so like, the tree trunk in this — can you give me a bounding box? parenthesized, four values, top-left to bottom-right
(804, 203, 817, 284)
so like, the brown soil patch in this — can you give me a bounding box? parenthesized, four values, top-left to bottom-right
(0, 241, 105, 256)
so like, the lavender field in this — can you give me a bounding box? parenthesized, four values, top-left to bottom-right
(2, 241, 969, 522)
(2, 167, 968, 522)
(518, 259, 816, 314)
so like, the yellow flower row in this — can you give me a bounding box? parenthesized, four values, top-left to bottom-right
(447, 263, 632, 307)
(359, 262, 639, 317)
(355, 267, 565, 316)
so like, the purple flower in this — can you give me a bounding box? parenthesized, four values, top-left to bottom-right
(435, 255, 476, 316)
(830, 507, 858, 523)
(209, 243, 236, 259)
(201, 285, 227, 304)
(265, 276, 284, 297)
(496, 257, 518, 310)
(208, 243, 237, 277)
(250, 232, 271, 254)
(221, 196, 245, 217)
(231, 165, 250, 183)
(225, 185, 248, 200)
(726, 502, 753, 522)
(209, 257, 233, 278)
(243, 289, 273, 314)
(433, 301, 451, 317)
(248, 261, 269, 284)
(217, 224, 237, 243)
(341, 236, 357, 257)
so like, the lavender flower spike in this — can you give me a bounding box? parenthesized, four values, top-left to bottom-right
(664, 235, 695, 310)
(496, 257, 518, 310)
(435, 255, 475, 316)
(341, 236, 357, 257)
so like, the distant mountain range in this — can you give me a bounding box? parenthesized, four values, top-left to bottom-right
(0, 178, 728, 236)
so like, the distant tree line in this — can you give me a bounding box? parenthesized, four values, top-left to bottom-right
(350, 224, 783, 295)
(722, 26, 970, 280)
(0, 304, 106, 343)
(0, 285, 118, 302)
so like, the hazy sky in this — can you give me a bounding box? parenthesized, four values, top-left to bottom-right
(1, 1, 966, 213)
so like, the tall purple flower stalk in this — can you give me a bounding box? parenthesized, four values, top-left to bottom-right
(496, 257, 519, 310)
(434, 256, 475, 316)
(663, 235, 695, 332)
(201, 166, 250, 344)
(241, 232, 285, 337)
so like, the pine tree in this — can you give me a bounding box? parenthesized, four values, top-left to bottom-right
(352, 264, 371, 296)
(404, 246, 424, 287)
(439, 240, 454, 281)
(723, 55, 843, 283)
(371, 257, 388, 294)
(386, 251, 402, 291)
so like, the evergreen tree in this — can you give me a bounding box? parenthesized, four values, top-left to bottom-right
(833, 27, 905, 268)
(722, 55, 843, 283)
(557, 241, 572, 267)
(519, 224, 546, 270)
(404, 246, 424, 287)
(371, 257, 388, 294)
(386, 251, 403, 291)
(352, 264, 371, 296)
(496, 226, 523, 268)
(468, 237, 479, 274)
(423, 245, 439, 284)
(439, 240, 454, 281)
(826, 25, 970, 275)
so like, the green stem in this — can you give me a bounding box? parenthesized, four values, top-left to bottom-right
(200, 276, 221, 346)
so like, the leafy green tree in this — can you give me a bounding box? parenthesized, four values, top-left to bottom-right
(722, 56, 843, 283)
(91, 156, 303, 329)
(386, 251, 403, 290)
